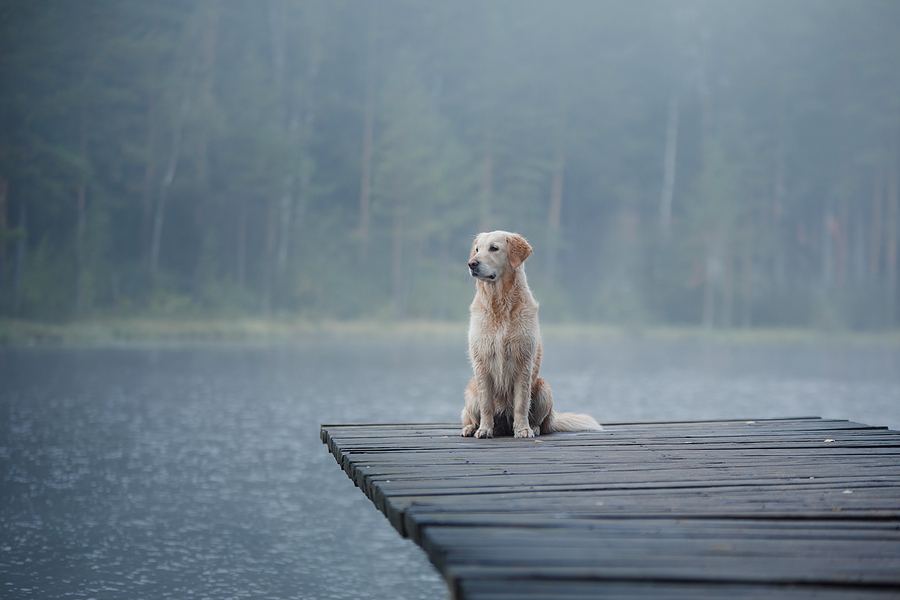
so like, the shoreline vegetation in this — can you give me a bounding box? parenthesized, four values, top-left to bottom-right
(2, 317, 898, 347)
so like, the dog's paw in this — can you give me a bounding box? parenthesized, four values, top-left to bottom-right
(514, 426, 534, 438)
(461, 424, 477, 437)
(474, 427, 493, 439)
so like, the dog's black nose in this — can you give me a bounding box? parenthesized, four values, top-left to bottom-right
(468, 259, 479, 270)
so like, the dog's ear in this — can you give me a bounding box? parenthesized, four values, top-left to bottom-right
(507, 234, 532, 269)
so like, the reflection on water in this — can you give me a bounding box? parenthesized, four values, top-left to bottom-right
(1, 339, 898, 599)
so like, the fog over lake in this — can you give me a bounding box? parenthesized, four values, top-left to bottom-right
(2, 339, 898, 599)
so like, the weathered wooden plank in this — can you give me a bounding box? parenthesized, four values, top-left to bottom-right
(325, 421, 889, 437)
(439, 556, 900, 586)
(450, 565, 900, 598)
(321, 417, 887, 436)
(362, 454, 900, 482)
(458, 579, 900, 600)
(424, 534, 900, 585)
(405, 514, 900, 539)
(336, 450, 900, 476)
(393, 485, 900, 517)
(328, 450, 900, 468)
(336, 437, 900, 452)
(325, 425, 898, 444)
(321, 419, 900, 599)
(321, 419, 896, 450)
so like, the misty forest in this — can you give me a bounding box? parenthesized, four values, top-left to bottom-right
(1, 0, 899, 329)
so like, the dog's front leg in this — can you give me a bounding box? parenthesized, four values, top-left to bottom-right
(512, 378, 534, 438)
(461, 379, 479, 437)
(474, 374, 495, 439)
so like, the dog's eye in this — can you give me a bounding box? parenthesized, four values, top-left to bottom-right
(489, 245, 498, 252)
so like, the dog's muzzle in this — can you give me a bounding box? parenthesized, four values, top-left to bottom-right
(468, 260, 495, 280)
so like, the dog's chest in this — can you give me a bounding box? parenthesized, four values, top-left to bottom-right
(469, 313, 532, 393)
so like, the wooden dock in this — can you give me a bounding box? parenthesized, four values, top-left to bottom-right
(320, 418, 900, 599)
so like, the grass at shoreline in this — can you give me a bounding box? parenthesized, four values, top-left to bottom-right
(2, 316, 899, 347)
(0, 317, 466, 346)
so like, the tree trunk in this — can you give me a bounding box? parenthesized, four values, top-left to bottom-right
(886, 132, 899, 324)
(275, 180, 292, 282)
(545, 56, 569, 284)
(261, 198, 276, 315)
(293, 19, 322, 275)
(548, 145, 564, 232)
(0, 176, 8, 298)
(721, 247, 734, 327)
(140, 118, 157, 266)
(436, 235, 449, 320)
(659, 95, 678, 239)
(359, 5, 376, 262)
(196, 3, 218, 186)
(75, 182, 86, 315)
(269, 0, 291, 306)
(772, 144, 786, 290)
(391, 203, 404, 320)
(13, 200, 25, 315)
(699, 70, 712, 162)
(149, 183, 168, 276)
(236, 199, 247, 289)
(268, 0, 287, 130)
(821, 210, 833, 289)
(836, 198, 848, 290)
(701, 232, 721, 329)
(75, 121, 87, 315)
(740, 235, 752, 328)
(698, 68, 716, 329)
(150, 94, 189, 276)
(870, 166, 884, 283)
(701, 253, 716, 329)
(546, 130, 565, 283)
(479, 120, 494, 232)
(853, 209, 866, 285)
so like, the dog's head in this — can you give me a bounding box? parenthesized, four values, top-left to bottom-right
(468, 231, 533, 282)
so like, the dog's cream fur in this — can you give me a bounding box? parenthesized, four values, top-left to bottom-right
(461, 231, 602, 438)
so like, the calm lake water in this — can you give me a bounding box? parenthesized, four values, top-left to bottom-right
(2, 337, 899, 599)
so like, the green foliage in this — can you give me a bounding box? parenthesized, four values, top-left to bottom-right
(0, 0, 898, 329)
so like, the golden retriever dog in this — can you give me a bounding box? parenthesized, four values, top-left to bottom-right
(461, 230, 602, 438)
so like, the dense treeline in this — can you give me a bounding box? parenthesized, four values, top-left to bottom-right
(1, 0, 898, 328)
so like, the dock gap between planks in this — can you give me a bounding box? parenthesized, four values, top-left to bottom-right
(320, 417, 900, 599)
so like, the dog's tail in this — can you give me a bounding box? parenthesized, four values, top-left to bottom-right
(543, 410, 603, 433)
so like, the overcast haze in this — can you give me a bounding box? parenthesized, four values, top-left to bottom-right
(1, 0, 898, 329)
